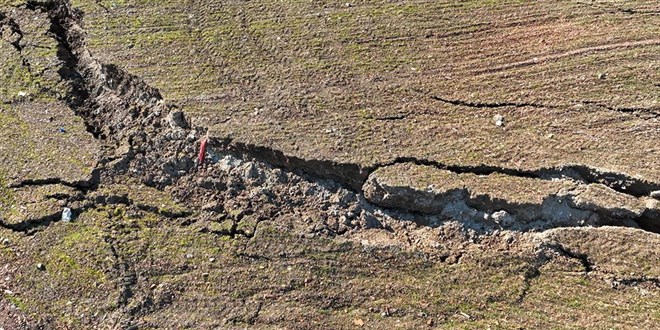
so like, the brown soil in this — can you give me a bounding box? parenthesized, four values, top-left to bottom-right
(0, 1, 658, 329)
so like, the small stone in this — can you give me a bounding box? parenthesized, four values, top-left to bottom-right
(491, 210, 514, 227)
(504, 234, 514, 244)
(166, 110, 189, 129)
(598, 72, 608, 80)
(353, 318, 364, 327)
(61, 208, 72, 222)
(650, 190, 660, 199)
(244, 163, 259, 181)
(185, 253, 193, 259)
(493, 114, 505, 127)
(1, 238, 8, 245)
(187, 130, 197, 142)
(209, 257, 216, 263)
(36, 263, 45, 271)
(202, 202, 219, 211)
(17, 91, 27, 97)
(202, 273, 209, 278)
(427, 319, 435, 327)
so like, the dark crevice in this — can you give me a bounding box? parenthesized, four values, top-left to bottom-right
(92, 193, 192, 219)
(545, 243, 594, 274)
(8, 174, 98, 192)
(611, 276, 660, 289)
(577, 100, 660, 118)
(576, 1, 660, 15)
(374, 114, 408, 121)
(431, 95, 660, 118)
(0, 208, 81, 235)
(0, 12, 24, 52)
(430, 95, 552, 109)
(516, 262, 543, 304)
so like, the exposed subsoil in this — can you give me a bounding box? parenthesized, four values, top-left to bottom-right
(0, 1, 658, 329)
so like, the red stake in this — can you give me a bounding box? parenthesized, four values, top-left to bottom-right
(197, 134, 208, 167)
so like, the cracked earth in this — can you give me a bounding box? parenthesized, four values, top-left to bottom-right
(0, 0, 659, 329)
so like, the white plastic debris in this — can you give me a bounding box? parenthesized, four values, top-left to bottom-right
(61, 207, 72, 222)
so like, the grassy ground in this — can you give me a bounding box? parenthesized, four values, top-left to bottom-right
(0, 1, 658, 329)
(74, 0, 660, 182)
(1, 200, 659, 328)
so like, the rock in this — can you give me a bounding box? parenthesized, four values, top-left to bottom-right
(503, 233, 514, 244)
(61, 208, 73, 222)
(166, 110, 189, 129)
(491, 210, 513, 227)
(650, 190, 660, 200)
(244, 163, 259, 181)
(209, 257, 216, 263)
(187, 130, 197, 142)
(36, 263, 45, 271)
(202, 201, 220, 212)
(493, 114, 505, 127)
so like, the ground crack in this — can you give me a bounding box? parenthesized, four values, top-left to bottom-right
(430, 95, 552, 109)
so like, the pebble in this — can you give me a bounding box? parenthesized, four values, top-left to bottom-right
(166, 110, 188, 129)
(209, 257, 216, 263)
(36, 263, 45, 271)
(493, 114, 505, 127)
(650, 190, 660, 199)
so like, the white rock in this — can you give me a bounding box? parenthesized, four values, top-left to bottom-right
(493, 114, 505, 127)
(61, 208, 72, 222)
(650, 190, 660, 199)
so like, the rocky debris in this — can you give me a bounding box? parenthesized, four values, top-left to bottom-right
(363, 163, 660, 233)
